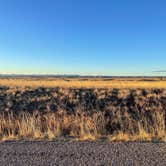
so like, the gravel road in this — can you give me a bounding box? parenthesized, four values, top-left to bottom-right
(0, 141, 166, 166)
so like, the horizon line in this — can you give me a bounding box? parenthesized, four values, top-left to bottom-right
(0, 74, 166, 78)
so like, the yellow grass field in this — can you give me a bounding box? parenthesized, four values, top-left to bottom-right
(0, 77, 166, 89)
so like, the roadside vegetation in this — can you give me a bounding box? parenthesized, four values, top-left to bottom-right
(0, 78, 166, 141)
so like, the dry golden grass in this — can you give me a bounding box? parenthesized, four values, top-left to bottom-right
(0, 111, 105, 141)
(0, 111, 166, 142)
(108, 113, 166, 142)
(0, 77, 166, 89)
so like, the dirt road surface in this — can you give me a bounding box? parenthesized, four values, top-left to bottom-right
(0, 141, 166, 166)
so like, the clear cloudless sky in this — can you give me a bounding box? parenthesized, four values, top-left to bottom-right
(0, 0, 166, 76)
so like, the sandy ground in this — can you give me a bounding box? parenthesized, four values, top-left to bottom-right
(0, 141, 166, 166)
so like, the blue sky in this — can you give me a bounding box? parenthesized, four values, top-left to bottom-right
(0, 0, 166, 76)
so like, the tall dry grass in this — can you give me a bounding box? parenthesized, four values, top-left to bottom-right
(0, 111, 105, 141)
(108, 111, 166, 142)
(0, 110, 166, 142)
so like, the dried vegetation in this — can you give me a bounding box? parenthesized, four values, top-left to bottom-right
(0, 78, 166, 141)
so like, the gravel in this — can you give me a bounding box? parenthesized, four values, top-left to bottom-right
(0, 141, 165, 166)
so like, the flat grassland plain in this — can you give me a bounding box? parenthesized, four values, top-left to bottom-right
(1, 77, 166, 165)
(1, 77, 166, 88)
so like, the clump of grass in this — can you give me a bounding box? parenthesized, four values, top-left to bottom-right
(0, 112, 61, 141)
(108, 120, 166, 142)
(108, 127, 153, 142)
(0, 111, 106, 141)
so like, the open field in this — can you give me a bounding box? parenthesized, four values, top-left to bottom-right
(0, 141, 166, 166)
(1, 77, 166, 88)
(0, 77, 166, 141)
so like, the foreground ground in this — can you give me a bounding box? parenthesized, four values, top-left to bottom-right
(0, 141, 166, 166)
